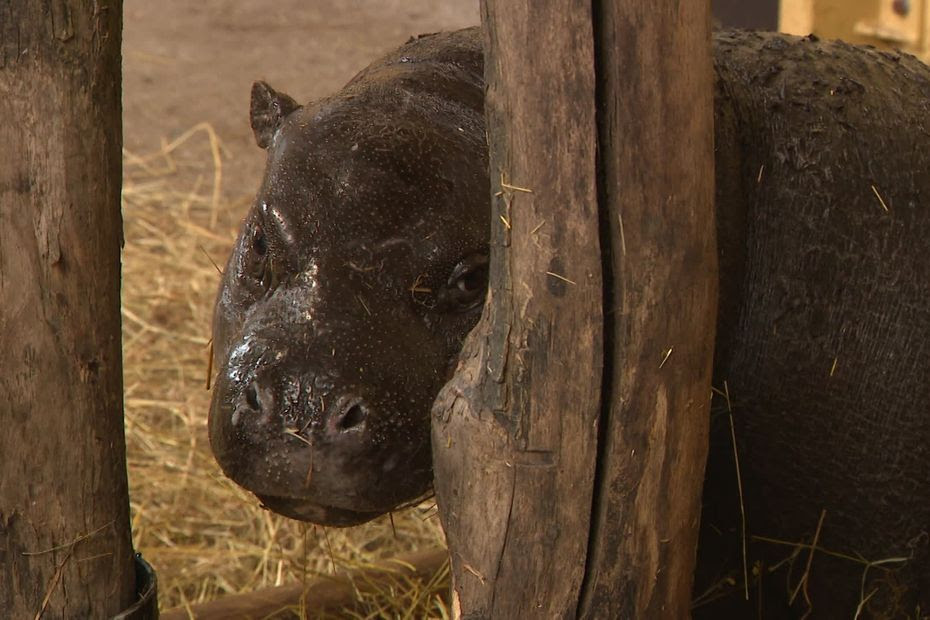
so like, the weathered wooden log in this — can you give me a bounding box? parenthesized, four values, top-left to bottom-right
(430, 1, 602, 617)
(577, 3, 717, 617)
(0, 1, 136, 617)
(160, 548, 448, 619)
(431, 1, 716, 617)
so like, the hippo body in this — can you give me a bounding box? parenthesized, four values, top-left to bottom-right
(209, 28, 930, 615)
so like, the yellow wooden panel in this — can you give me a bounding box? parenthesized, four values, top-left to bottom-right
(780, 0, 815, 34)
(779, 0, 929, 61)
(856, 0, 922, 44)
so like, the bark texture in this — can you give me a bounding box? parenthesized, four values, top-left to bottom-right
(431, 1, 715, 617)
(0, 1, 135, 617)
(577, 4, 718, 618)
(431, 1, 603, 617)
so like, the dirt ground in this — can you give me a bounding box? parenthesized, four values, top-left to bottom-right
(123, 0, 479, 202)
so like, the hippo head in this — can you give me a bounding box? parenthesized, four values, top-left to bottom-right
(208, 32, 488, 527)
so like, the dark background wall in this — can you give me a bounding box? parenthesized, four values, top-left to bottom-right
(713, 0, 780, 29)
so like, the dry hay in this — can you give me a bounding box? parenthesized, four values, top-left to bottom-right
(121, 125, 448, 616)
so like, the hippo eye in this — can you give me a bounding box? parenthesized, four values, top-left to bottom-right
(245, 226, 272, 288)
(438, 253, 489, 313)
(252, 229, 268, 256)
(456, 268, 484, 293)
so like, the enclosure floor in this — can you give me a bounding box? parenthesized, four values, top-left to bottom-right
(124, 0, 479, 202)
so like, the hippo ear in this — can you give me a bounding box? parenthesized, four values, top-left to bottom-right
(250, 81, 300, 149)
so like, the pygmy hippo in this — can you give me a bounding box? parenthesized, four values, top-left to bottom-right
(208, 28, 930, 616)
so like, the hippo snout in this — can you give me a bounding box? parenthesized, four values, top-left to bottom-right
(208, 332, 435, 527)
(228, 366, 369, 440)
(325, 396, 369, 434)
(211, 342, 371, 476)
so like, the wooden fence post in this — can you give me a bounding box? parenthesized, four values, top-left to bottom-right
(0, 2, 138, 617)
(432, 1, 716, 617)
(432, 1, 602, 617)
(578, 2, 717, 617)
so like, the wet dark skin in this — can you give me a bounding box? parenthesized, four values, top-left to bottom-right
(210, 28, 930, 615)
(209, 31, 488, 526)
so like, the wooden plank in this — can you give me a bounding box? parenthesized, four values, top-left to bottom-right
(160, 549, 448, 619)
(780, 0, 816, 34)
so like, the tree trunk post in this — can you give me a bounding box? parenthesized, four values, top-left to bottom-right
(431, 1, 602, 617)
(0, 1, 137, 617)
(578, 3, 717, 617)
(432, 1, 716, 617)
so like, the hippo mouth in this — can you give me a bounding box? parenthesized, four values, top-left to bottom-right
(255, 493, 387, 527)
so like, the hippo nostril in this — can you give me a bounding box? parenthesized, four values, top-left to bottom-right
(244, 382, 261, 411)
(336, 401, 368, 431)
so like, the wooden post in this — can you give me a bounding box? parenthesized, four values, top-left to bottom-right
(432, 0, 716, 617)
(780, 0, 817, 34)
(577, 3, 717, 617)
(431, 1, 601, 616)
(0, 2, 137, 617)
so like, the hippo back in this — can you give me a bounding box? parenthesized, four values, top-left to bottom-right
(700, 31, 930, 616)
